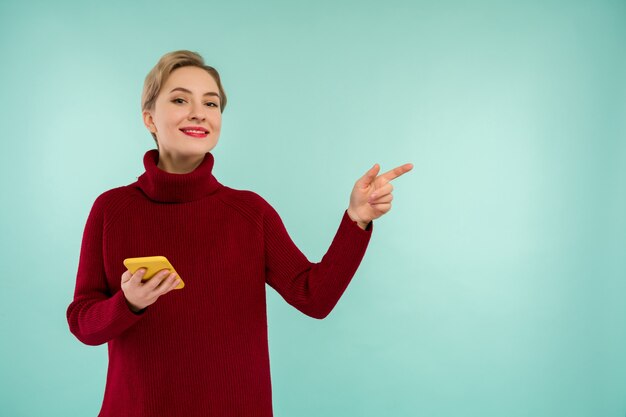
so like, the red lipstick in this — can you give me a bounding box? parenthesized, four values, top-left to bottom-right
(179, 126, 209, 138)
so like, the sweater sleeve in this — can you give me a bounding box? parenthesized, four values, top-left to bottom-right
(264, 206, 373, 319)
(66, 193, 144, 346)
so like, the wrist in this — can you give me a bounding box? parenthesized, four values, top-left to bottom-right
(346, 208, 369, 230)
(124, 297, 144, 314)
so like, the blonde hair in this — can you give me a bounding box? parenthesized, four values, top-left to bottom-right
(141, 50, 227, 145)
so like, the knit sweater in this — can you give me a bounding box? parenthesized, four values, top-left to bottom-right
(66, 149, 373, 417)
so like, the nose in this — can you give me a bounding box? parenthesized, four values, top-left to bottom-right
(188, 102, 206, 121)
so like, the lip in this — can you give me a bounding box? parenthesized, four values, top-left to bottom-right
(179, 126, 209, 138)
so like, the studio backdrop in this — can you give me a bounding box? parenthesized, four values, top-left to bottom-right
(0, 1, 625, 416)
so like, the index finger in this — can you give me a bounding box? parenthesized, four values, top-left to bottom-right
(129, 268, 146, 286)
(380, 163, 414, 182)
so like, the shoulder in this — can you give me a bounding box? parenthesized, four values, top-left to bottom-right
(87, 185, 138, 224)
(216, 186, 277, 226)
(91, 185, 135, 208)
(219, 186, 271, 207)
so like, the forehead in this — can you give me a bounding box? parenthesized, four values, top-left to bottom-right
(162, 66, 218, 93)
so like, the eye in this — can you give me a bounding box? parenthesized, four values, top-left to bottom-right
(205, 102, 218, 107)
(172, 98, 186, 104)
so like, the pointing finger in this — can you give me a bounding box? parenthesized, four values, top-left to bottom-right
(380, 163, 414, 182)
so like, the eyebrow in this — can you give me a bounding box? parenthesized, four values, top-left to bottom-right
(169, 87, 220, 99)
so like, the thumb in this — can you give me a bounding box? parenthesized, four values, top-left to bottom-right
(358, 163, 380, 188)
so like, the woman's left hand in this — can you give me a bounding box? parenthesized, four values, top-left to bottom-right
(347, 162, 414, 229)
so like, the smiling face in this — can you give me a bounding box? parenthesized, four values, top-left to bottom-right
(143, 66, 222, 159)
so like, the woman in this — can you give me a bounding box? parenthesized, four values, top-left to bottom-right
(67, 50, 412, 417)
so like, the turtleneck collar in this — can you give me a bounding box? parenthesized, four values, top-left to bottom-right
(135, 149, 222, 203)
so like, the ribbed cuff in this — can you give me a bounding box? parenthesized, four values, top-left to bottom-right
(109, 290, 147, 327)
(342, 210, 373, 234)
(322, 210, 373, 266)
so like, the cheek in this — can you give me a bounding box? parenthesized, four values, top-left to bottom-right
(155, 106, 185, 127)
(211, 114, 222, 131)
(166, 109, 188, 126)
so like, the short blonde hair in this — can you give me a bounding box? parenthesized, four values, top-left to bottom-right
(142, 50, 227, 145)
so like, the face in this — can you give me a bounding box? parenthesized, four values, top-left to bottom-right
(143, 66, 222, 158)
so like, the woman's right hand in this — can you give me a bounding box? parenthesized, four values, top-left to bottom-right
(121, 268, 181, 313)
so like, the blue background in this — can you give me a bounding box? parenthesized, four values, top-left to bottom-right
(1, 1, 625, 416)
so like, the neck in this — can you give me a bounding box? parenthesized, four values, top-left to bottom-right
(135, 149, 222, 203)
(157, 149, 205, 174)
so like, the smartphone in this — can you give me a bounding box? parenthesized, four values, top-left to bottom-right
(123, 256, 184, 290)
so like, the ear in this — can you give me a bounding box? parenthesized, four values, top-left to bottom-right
(142, 110, 157, 133)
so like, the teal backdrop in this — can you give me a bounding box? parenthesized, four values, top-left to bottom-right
(1, 1, 625, 416)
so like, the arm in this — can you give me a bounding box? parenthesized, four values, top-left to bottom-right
(264, 161, 412, 319)
(66, 194, 144, 346)
(264, 205, 372, 319)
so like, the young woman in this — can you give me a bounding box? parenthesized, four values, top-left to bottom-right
(67, 50, 412, 417)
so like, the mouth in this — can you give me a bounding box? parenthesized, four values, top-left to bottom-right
(180, 127, 209, 138)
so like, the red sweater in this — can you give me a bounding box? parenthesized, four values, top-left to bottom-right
(67, 149, 372, 417)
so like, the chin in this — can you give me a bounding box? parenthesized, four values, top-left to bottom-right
(176, 140, 218, 155)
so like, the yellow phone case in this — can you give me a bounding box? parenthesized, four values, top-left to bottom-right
(123, 256, 184, 290)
